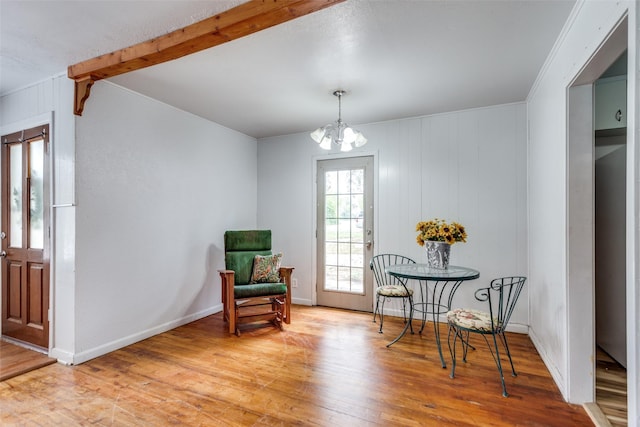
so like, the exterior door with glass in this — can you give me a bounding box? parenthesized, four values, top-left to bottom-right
(317, 156, 374, 312)
(1, 125, 50, 349)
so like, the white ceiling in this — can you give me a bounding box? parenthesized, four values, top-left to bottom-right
(1, 0, 576, 139)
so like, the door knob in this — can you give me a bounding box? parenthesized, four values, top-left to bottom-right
(366, 240, 372, 250)
(0, 251, 7, 258)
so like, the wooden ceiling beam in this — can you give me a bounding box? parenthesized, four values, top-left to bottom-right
(68, 0, 345, 115)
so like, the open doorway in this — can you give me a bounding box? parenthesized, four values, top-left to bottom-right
(594, 52, 628, 426)
(567, 15, 629, 426)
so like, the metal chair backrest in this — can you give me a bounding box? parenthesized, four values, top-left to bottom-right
(475, 276, 526, 333)
(370, 254, 416, 288)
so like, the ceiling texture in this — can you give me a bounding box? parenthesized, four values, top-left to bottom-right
(1, 0, 576, 139)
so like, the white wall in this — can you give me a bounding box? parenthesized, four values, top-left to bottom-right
(595, 145, 627, 367)
(258, 103, 528, 329)
(631, 6, 640, 426)
(527, 0, 638, 418)
(0, 74, 77, 363)
(72, 81, 257, 361)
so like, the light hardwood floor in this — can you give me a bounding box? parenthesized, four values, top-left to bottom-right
(596, 347, 627, 426)
(0, 306, 592, 426)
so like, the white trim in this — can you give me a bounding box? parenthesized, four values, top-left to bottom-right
(566, 83, 596, 403)
(563, 10, 632, 407)
(0, 112, 53, 137)
(49, 348, 74, 365)
(69, 305, 222, 365)
(625, 3, 639, 424)
(528, 1, 585, 100)
(292, 297, 313, 306)
(529, 327, 565, 396)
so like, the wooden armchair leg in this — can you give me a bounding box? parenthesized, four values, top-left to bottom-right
(274, 297, 284, 330)
(279, 266, 294, 324)
(233, 301, 240, 336)
(219, 270, 237, 335)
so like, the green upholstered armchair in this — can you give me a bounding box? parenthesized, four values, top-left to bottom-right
(218, 230, 294, 336)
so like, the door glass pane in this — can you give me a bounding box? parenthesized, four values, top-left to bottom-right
(337, 242, 351, 266)
(325, 171, 337, 194)
(351, 243, 363, 264)
(9, 144, 22, 248)
(351, 194, 364, 241)
(338, 218, 351, 242)
(29, 139, 44, 249)
(323, 167, 365, 294)
(325, 195, 337, 219)
(337, 266, 350, 291)
(351, 266, 363, 292)
(325, 266, 338, 290)
(350, 169, 363, 193)
(325, 242, 337, 265)
(338, 170, 350, 193)
(338, 195, 350, 218)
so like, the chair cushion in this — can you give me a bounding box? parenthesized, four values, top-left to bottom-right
(446, 308, 499, 332)
(376, 285, 413, 297)
(234, 282, 287, 299)
(225, 230, 271, 251)
(250, 253, 283, 283)
(226, 250, 272, 285)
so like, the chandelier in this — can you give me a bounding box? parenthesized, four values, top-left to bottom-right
(310, 90, 367, 152)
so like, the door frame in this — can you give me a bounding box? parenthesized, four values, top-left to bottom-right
(0, 112, 54, 353)
(566, 12, 637, 420)
(311, 150, 378, 307)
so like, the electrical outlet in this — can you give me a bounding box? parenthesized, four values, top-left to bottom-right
(292, 278, 298, 288)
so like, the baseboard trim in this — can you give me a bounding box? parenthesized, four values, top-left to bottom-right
(528, 328, 568, 401)
(61, 304, 223, 365)
(379, 308, 529, 334)
(49, 348, 74, 365)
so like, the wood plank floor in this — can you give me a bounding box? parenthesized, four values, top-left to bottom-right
(596, 347, 627, 426)
(0, 339, 56, 382)
(0, 306, 592, 426)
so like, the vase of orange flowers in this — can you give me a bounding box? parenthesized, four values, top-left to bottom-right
(416, 219, 467, 269)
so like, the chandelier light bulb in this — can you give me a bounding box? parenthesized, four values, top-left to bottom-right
(310, 90, 367, 151)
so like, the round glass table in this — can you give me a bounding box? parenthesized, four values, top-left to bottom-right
(384, 264, 480, 367)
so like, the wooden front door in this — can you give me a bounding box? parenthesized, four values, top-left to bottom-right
(1, 125, 50, 349)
